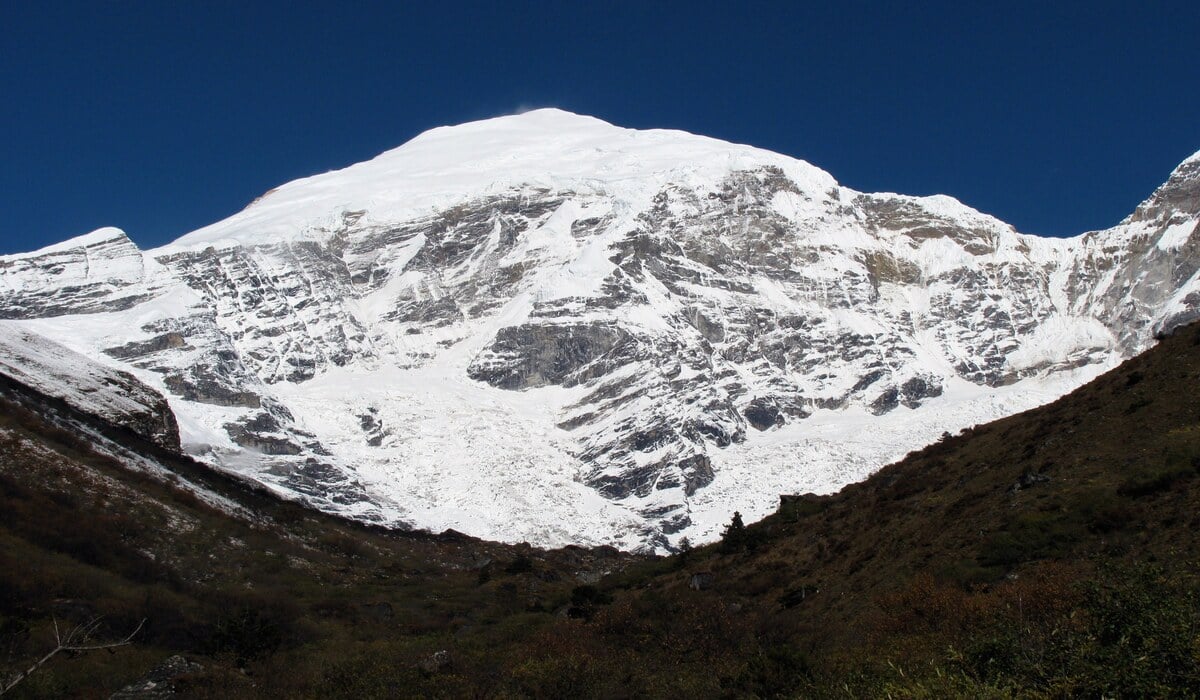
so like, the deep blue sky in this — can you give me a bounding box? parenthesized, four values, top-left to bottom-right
(2, 1, 1198, 254)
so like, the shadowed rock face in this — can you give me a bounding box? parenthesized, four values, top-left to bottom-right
(0, 112, 1197, 549)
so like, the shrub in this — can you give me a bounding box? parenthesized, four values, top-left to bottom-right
(1118, 463, 1194, 497)
(724, 643, 813, 697)
(209, 607, 285, 666)
(565, 585, 613, 620)
(504, 554, 534, 574)
(977, 510, 1087, 568)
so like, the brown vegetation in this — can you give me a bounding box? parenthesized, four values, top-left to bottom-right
(1, 323, 1200, 696)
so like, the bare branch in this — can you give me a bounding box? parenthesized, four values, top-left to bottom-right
(69, 617, 106, 647)
(0, 618, 146, 696)
(62, 619, 145, 652)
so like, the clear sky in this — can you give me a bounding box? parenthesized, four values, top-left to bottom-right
(2, 1, 1198, 254)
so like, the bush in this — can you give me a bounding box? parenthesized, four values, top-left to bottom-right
(566, 585, 612, 620)
(1118, 463, 1194, 497)
(875, 561, 1200, 697)
(977, 510, 1086, 568)
(316, 653, 422, 698)
(209, 607, 285, 666)
(725, 643, 813, 696)
(504, 554, 534, 574)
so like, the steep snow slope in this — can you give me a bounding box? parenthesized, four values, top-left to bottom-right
(0, 322, 179, 449)
(1, 110, 1197, 550)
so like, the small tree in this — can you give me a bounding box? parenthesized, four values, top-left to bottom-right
(721, 511, 748, 553)
(675, 536, 694, 568)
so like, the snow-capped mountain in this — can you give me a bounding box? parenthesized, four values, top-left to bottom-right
(2, 110, 1197, 550)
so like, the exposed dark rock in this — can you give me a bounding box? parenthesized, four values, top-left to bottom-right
(743, 397, 784, 431)
(658, 510, 693, 534)
(110, 655, 202, 699)
(870, 388, 900, 415)
(1009, 470, 1051, 493)
(686, 308, 725, 343)
(418, 650, 452, 675)
(900, 376, 943, 408)
(1129, 154, 1200, 222)
(273, 458, 373, 508)
(104, 333, 189, 360)
(224, 413, 302, 455)
(224, 428, 302, 455)
(676, 453, 715, 495)
(468, 322, 631, 389)
(163, 371, 261, 408)
(390, 296, 463, 327)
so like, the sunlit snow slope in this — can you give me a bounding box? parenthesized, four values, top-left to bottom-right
(2, 110, 1198, 551)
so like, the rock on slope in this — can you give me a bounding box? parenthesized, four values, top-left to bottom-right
(1, 110, 1197, 550)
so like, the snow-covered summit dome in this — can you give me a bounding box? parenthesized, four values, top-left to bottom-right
(160, 109, 839, 252)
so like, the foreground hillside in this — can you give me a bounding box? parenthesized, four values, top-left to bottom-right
(2, 323, 1200, 697)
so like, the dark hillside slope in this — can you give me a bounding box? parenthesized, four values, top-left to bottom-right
(1, 323, 1199, 697)
(592, 322, 1200, 695)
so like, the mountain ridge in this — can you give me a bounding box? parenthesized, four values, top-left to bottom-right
(1, 110, 1197, 550)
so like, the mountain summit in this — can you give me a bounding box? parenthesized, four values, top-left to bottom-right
(2, 112, 1197, 550)
(168, 108, 839, 250)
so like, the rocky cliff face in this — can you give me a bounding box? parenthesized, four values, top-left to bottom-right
(1, 111, 1197, 550)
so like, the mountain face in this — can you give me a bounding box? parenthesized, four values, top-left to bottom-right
(1, 110, 1197, 550)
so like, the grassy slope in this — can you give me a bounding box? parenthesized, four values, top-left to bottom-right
(1, 323, 1199, 697)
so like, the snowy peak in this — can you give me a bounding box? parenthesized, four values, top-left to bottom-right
(400, 108, 621, 146)
(164, 110, 841, 251)
(1181, 148, 1200, 168)
(384, 107, 825, 180)
(3, 226, 135, 260)
(2, 113, 1200, 551)
(0, 226, 157, 319)
(1128, 150, 1200, 224)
